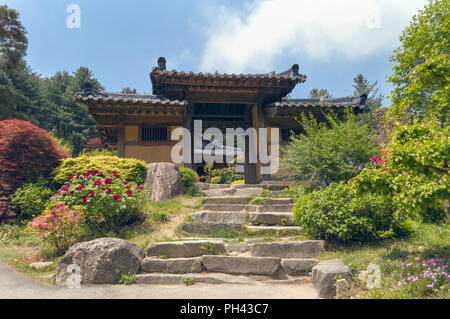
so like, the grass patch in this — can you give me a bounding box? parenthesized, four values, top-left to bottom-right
(320, 222, 449, 299)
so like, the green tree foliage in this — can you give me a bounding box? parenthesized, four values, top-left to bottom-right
(0, 5, 27, 70)
(281, 110, 378, 185)
(0, 6, 103, 156)
(39, 67, 103, 155)
(388, 0, 449, 123)
(352, 74, 384, 126)
(121, 87, 137, 94)
(309, 88, 332, 98)
(352, 119, 449, 223)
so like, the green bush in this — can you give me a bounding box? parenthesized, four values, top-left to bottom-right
(53, 155, 146, 185)
(10, 178, 54, 220)
(219, 167, 244, 184)
(293, 182, 411, 243)
(281, 110, 378, 185)
(178, 167, 199, 190)
(211, 176, 221, 184)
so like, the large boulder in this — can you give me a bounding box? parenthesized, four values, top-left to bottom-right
(145, 163, 184, 201)
(56, 238, 145, 286)
(311, 259, 352, 299)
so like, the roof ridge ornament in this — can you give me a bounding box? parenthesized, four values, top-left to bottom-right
(157, 57, 166, 71)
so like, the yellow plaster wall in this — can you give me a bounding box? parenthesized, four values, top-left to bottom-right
(125, 126, 139, 143)
(125, 145, 175, 164)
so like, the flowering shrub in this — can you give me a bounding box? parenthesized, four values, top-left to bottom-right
(219, 167, 244, 184)
(396, 256, 449, 296)
(27, 203, 83, 255)
(52, 170, 147, 235)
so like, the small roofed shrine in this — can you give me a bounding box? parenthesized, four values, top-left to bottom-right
(75, 57, 368, 184)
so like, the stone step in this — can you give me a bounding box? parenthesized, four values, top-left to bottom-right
(250, 241, 325, 259)
(245, 204, 294, 213)
(203, 203, 247, 211)
(190, 211, 246, 224)
(179, 222, 242, 235)
(135, 273, 307, 285)
(250, 198, 293, 205)
(246, 225, 302, 235)
(204, 188, 233, 196)
(248, 212, 295, 226)
(232, 188, 264, 196)
(147, 240, 226, 258)
(201, 255, 281, 276)
(203, 197, 251, 205)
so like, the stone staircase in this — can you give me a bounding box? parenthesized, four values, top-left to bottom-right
(179, 184, 301, 235)
(135, 239, 324, 286)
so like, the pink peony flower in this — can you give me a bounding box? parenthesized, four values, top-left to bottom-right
(126, 190, 133, 196)
(104, 178, 113, 185)
(113, 195, 122, 202)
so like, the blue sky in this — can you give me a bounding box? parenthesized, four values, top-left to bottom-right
(3, 0, 428, 105)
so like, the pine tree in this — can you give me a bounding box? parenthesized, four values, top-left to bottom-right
(309, 88, 333, 98)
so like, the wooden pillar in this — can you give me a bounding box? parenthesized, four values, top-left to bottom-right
(256, 103, 268, 182)
(117, 127, 125, 158)
(183, 103, 195, 169)
(244, 105, 257, 184)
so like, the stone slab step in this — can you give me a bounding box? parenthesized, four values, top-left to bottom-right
(254, 198, 293, 205)
(204, 204, 247, 211)
(248, 212, 295, 226)
(179, 222, 242, 235)
(232, 188, 264, 196)
(204, 189, 233, 196)
(190, 211, 247, 224)
(147, 240, 225, 258)
(201, 255, 281, 276)
(135, 273, 259, 285)
(245, 204, 294, 213)
(245, 226, 301, 234)
(141, 257, 202, 274)
(203, 197, 251, 205)
(250, 241, 324, 259)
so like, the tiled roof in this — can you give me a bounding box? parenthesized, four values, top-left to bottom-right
(74, 88, 187, 106)
(268, 94, 368, 109)
(150, 68, 307, 82)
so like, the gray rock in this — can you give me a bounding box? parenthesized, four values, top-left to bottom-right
(226, 242, 249, 253)
(135, 274, 185, 285)
(245, 204, 294, 212)
(250, 241, 324, 258)
(336, 278, 350, 298)
(203, 197, 251, 205)
(179, 222, 242, 235)
(141, 257, 202, 274)
(248, 212, 294, 226)
(245, 226, 301, 234)
(203, 204, 247, 211)
(144, 163, 184, 201)
(192, 275, 257, 285)
(267, 278, 307, 285)
(201, 256, 281, 276)
(281, 259, 318, 276)
(30, 261, 54, 270)
(56, 238, 144, 286)
(311, 259, 352, 299)
(147, 240, 225, 258)
(248, 275, 271, 281)
(190, 211, 246, 224)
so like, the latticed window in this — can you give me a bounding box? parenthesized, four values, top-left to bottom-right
(281, 128, 302, 142)
(141, 127, 168, 141)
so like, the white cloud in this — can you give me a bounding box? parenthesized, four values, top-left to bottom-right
(200, 0, 428, 73)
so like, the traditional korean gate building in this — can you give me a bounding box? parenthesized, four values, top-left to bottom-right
(75, 57, 367, 184)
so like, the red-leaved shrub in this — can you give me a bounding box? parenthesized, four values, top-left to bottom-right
(0, 120, 70, 223)
(84, 137, 103, 152)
